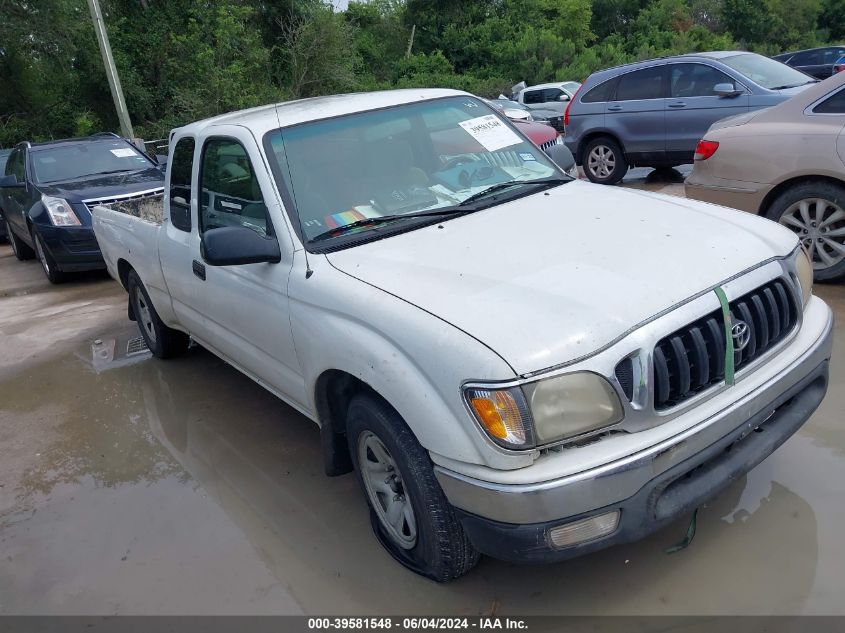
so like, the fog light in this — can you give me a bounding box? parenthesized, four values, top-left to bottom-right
(547, 511, 620, 548)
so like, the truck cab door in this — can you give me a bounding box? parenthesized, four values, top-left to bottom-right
(187, 126, 306, 409)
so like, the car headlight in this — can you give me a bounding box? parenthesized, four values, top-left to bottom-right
(42, 194, 80, 226)
(465, 372, 623, 450)
(795, 246, 813, 308)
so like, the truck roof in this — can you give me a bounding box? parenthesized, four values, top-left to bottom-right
(174, 88, 468, 137)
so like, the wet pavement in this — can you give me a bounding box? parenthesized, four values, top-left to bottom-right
(1, 173, 844, 614)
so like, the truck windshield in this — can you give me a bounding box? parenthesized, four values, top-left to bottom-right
(265, 96, 562, 246)
(31, 140, 154, 184)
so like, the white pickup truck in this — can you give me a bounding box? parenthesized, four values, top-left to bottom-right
(92, 89, 833, 581)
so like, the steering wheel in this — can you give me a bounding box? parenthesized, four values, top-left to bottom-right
(441, 155, 477, 171)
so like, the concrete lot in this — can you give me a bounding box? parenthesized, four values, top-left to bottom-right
(1, 171, 844, 615)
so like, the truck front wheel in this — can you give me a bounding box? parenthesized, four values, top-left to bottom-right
(127, 270, 190, 359)
(347, 393, 479, 581)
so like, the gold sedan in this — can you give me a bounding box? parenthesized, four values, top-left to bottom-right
(686, 71, 845, 281)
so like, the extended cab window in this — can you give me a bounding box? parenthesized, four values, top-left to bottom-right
(522, 90, 544, 104)
(169, 137, 194, 232)
(199, 138, 270, 238)
(669, 64, 734, 98)
(615, 66, 666, 101)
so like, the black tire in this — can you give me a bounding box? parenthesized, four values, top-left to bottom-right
(31, 227, 66, 284)
(347, 393, 479, 581)
(127, 269, 190, 359)
(765, 181, 845, 282)
(6, 219, 34, 260)
(582, 136, 627, 185)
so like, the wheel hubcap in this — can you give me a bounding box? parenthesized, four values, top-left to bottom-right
(358, 431, 417, 549)
(8, 223, 18, 256)
(587, 145, 616, 179)
(34, 235, 50, 276)
(133, 286, 157, 343)
(779, 198, 845, 270)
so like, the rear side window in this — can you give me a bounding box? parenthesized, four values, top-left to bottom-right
(199, 138, 270, 238)
(581, 79, 615, 103)
(615, 66, 666, 101)
(813, 88, 845, 114)
(790, 50, 821, 65)
(169, 137, 194, 232)
(669, 64, 735, 98)
(523, 90, 544, 104)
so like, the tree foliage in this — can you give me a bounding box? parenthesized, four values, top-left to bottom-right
(0, 0, 842, 147)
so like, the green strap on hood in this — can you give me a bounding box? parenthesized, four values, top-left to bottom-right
(714, 286, 735, 386)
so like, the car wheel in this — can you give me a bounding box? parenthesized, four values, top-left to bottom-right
(583, 136, 627, 185)
(347, 393, 479, 581)
(6, 219, 34, 261)
(766, 182, 845, 282)
(127, 269, 190, 359)
(32, 228, 66, 284)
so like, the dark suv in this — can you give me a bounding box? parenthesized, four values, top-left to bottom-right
(774, 46, 845, 79)
(564, 51, 816, 184)
(0, 134, 164, 283)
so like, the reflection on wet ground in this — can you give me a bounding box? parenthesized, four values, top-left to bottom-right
(1, 226, 844, 614)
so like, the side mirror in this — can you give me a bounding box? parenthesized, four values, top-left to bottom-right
(201, 226, 281, 266)
(714, 83, 743, 97)
(544, 143, 576, 173)
(558, 93, 571, 102)
(0, 175, 23, 188)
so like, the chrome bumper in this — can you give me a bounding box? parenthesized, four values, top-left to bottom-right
(435, 302, 834, 525)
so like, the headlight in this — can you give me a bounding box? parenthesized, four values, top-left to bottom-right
(795, 246, 813, 308)
(523, 372, 623, 443)
(42, 194, 80, 226)
(464, 372, 624, 450)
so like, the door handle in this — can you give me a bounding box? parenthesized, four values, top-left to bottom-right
(192, 259, 206, 281)
(667, 102, 687, 108)
(607, 105, 623, 111)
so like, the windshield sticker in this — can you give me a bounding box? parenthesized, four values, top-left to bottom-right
(110, 148, 136, 158)
(519, 152, 536, 161)
(458, 115, 522, 152)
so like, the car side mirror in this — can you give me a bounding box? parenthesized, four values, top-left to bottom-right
(202, 226, 281, 266)
(0, 175, 24, 188)
(543, 143, 576, 173)
(558, 93, 571, 101)
(714, 83, 743, 97)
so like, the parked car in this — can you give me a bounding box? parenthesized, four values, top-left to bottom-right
(564, 51, 817, 184)
(515, 81, 582, 115)
(0, 148, 10, 241)
(487, 98, 565, 132)
(92, 89, 831, 581)
(686, 71, 845, 281)
(773, 46, 845, 79)
(835, 55, 845, 75)
(0, 133, 164, 283)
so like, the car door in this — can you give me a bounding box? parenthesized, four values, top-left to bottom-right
(521, 88, 549, 112)
(2, 147, 32, 237)
(541, 88, 568, 114)
(605, 64, 667, 163)
(190, 126, 306, 408)
(664, 62, 750, 160)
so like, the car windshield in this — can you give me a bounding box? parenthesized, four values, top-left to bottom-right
(31, 139, 153, 183)
(266, 96, 561, 246)
(721, 53, 814, 90)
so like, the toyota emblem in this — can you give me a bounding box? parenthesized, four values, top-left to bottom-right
(731, 319, 751, 351)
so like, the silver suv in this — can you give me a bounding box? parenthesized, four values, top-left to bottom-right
(564, 52, 817, 184)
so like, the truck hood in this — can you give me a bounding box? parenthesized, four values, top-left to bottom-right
(326, 180, 797, 375)
(37, 167, 165, 203)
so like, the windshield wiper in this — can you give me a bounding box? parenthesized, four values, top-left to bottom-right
(457, 176, 570, 207)
(770, 80, 819, 90)
(309, 207, 474, 243)
(89, 168, 136, 176)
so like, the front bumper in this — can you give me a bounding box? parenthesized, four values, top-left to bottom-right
(436, 300, 833, 563)
(35, 223, 105, 272)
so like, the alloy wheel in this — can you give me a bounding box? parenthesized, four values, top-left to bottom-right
(357, 430, 417, 549)
(587, 145, 616, 180)
(779, 198, 845, 270)
(34, 234, 50, 277)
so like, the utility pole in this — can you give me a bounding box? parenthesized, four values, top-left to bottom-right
(406, 24, 416, 58)
(86, 0, 134, 139)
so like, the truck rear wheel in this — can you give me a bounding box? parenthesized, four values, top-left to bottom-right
(127, 270, 190, 359)
(347, 393, 479, 581)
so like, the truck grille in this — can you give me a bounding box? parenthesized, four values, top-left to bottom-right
(653, 279, 797, 410)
